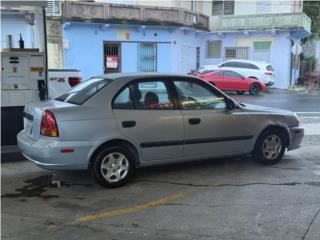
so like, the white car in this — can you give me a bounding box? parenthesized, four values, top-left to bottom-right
(198, 60, 275, 86)
(48, 69, 82, 99)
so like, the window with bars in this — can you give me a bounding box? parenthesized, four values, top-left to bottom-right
(138, 43, 157, 72)
(224, 47, 249, 60)
(207, 40, 222, 58)
(212, 0, 235, 16)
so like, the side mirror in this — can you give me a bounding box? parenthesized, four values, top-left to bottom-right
(225, 98, 237, 110)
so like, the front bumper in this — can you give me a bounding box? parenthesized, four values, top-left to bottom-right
(287, 126, 304, 151)
(17, 131, 93, 170)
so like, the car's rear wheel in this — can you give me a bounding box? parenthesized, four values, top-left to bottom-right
(253, 129, 286, 165)
(236, 91, 245, 94)
(249, 83, 261, 95)
(91, 146, 135, 188)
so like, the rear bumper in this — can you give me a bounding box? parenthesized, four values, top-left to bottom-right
(265, 81, 275, 86)
(287, 126, 304, 151)
(17, 131, 93, 170)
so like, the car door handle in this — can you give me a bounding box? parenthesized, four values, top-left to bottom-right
(188, 118, 201, 125)
(122, 121, 136, 128)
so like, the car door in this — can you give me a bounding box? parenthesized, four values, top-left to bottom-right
(172, 78, 254, 159)
(208, 71, 227, 90)
(112, 78, 184, 162)
(223, 71, 247, 91)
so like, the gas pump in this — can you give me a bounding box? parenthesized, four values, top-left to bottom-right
(1, 51, 47, 146)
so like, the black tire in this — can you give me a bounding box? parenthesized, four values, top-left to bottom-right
(249, 83, 261, 95)
(253, 129, 286, 165)
(91, 145, 136, 188)
(236, 91, 245, 95)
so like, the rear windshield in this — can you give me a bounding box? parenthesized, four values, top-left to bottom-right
(55, 77, 112, 105)
(266, 65, 274, 71)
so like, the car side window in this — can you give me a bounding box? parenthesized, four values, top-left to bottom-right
(173, 80, 226, 110)
(132, 81, 174, 110)
(242, 63, 259, 70)
(212, 71, 224, 76)
(223, 71, 243, 78)
(113, 87, 134, 109)
(222, 62, 235, 67)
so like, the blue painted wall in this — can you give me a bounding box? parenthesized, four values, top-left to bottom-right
(63, 23, 179, 79)
(202, 31, 292, 88)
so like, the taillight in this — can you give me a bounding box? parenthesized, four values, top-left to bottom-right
(40, 110, 59, 137)
(264, 72, 273, 76)
(68, 77, 81, 87)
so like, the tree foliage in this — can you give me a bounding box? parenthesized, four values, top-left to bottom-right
(303, 1, 320, 38)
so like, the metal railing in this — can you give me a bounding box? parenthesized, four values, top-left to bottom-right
(215, 12, 311, 33)
(61, 1, 209, 29)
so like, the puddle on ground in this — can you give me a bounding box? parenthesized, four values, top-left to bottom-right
(313, 170, 320, 176)
(1, 175, 59, 199)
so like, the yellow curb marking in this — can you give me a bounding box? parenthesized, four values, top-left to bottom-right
(79, 192, 185, 223)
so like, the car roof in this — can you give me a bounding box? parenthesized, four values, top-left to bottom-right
(96, 72, 195, 81)
(224, 59, 271, 66)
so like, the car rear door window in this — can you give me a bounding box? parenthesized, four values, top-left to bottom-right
(223, 71, 243, 78)
(212, 71, 224, 76)
(135, 81, 174, 110)
(114, 80, 175, 110)
(113, 87, 134, 109)
(241, 63, 259, 70)
(173, 80, 226, 110)
(222, 61, 239, 68)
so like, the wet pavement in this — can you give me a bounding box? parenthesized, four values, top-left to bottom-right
(230, 90, 320, 113)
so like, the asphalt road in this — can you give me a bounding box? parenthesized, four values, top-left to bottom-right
(2, 91, 320, 240)
(230, 90, 320, 113)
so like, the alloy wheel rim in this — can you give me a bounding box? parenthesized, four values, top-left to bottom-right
(252, 85, 259, 94)
(262, 134, 282, 160)
(100, 152, 129, 182)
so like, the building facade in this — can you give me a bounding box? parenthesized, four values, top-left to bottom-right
(61, 22, 207, 80)
(2, 0, 311, 89)
(47, 1, 209, 80)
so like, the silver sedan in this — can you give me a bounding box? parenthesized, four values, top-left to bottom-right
(17, 73, 304, 187)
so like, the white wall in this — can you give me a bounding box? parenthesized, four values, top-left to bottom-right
(235, 0, 303, 15)
(1, 13, 33, 49)
(171, 30, 206, 74)
(1, 11, 45, 51)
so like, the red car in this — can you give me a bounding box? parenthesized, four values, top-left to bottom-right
(197, 70, 266, 95)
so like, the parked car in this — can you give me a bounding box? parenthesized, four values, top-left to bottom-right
(17, 73, 303, 188)
(197, 70, 266, 95)
(48, 69, 82, 99)
(196, 65, 216, 74)
(197, 60, 275, 86)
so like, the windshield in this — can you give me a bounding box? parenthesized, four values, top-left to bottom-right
(55, 77, 112, 105)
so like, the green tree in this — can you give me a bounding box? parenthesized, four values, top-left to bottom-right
(303, 1, 320, 38)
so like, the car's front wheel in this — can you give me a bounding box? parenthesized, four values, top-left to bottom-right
(253, 129, 286, 165)
(249, 83, 261, 95)
(91, 146, 135, 188)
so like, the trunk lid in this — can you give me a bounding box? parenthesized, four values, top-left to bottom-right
(23, 100, 76, 140)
